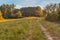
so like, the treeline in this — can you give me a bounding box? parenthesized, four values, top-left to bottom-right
(21, 6, 45, 17)
(0, 3, 60, 22)
(0, 4, 22, 19)
(44, 3, 60, 22)
(0, 4, 45, 19)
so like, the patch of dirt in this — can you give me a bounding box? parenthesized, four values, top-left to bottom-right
(25, 20, 33, 40)
(39, 22, 60, 40)
(40, 24, 53, 40)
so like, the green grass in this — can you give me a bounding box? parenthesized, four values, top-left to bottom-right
(40, 19, 60, 38)
(0, 17, 46, 40)
(0, 17, 60, 40)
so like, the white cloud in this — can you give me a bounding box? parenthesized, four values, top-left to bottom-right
(15, 0, 38, 8)
(15, 0, 44, 9)
(21, 0, 37, 6)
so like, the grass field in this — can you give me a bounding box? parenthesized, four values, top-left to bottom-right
(40, 19, 60, 39)
(0, 17, 46, 40)
(0, 17, 60, 40)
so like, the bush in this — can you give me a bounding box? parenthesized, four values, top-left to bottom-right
(46, 14, 58, 22)
(16, 11, 22, 18)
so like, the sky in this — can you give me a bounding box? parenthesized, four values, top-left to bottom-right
(0, 0, 60, 9)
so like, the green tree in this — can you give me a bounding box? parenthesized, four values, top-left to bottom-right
(45, 3, 60, 21)
(0, 4, 15, 18)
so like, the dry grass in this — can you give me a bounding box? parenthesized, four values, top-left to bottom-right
(0, 20, 6, 22)
(0, 17, 46, 40)
(0, 17, 60, 40)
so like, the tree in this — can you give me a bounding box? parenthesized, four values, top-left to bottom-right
(0, 4, 15, 18)
(9, 4, 15, 18)
(0, 4, 9, 18)
(36, 6, 43, 16)
(0, 10, 4, 20)
(45, 3, 60, 21)
(16, 11, 22, 18)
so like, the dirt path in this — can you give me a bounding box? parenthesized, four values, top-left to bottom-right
(26, 29, 33, 40)
(35, 19, 53, 40)
(25, 20, 33, 40)
(40, 23, 53, 40)
(26, 18, 60, 40)
(26, 18, 54, 40)
(40, 23, 60, 40)
(38, 20, 60, 40)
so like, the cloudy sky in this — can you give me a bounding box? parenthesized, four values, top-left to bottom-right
(0, 0, 60, 8)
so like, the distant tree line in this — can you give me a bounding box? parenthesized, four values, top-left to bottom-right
(0, 4, 22, 19)
(20, 6, 44, 17)
(0, 3, 60, 22)
(0, 4, 44, 19)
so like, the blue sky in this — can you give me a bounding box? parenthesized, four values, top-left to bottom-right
(0, 0, 60, 8)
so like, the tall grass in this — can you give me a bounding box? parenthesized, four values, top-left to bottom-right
(0, 18, 46, 40)
(40, 19, 60, 39)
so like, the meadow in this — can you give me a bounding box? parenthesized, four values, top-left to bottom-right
(0, 17, 60, 40)
(0, 17, 46, 40)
